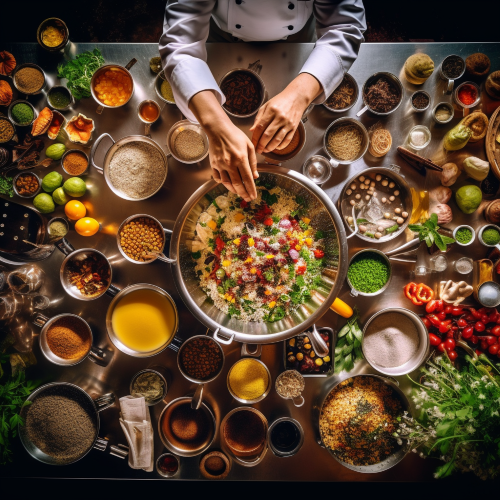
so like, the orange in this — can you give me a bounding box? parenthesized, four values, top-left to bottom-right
(75, 217, 100, 237)
(65, 200, 86, 220)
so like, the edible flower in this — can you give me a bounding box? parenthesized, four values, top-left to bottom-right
(234, 213, 245, 222)
(264, 290, 272, 296)
(305, 238, 313, 247)
(233, 238, 241, 245)
(250, 267, 257, 274)
(207, 219, 217, 230)
(295, 245, 302, 251)
(248, 237, 255, 247)
(302, 217, 311, 224)
(266, 254, 275, 259)
(222, 260, 231, 267)
(244, 257, 253, 263)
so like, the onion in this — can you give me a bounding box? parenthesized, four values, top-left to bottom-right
(279, 219, 292, 229)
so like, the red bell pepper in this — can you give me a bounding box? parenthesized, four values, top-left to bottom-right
(313, 249, 325, 259)
(404, 282, 418, 301)
(416, 283, 434, 303)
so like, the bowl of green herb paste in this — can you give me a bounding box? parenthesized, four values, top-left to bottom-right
(347, 249, 391, 296)
(453, 224, 475, 246)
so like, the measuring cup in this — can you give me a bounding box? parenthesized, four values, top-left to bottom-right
(439, 55, 466, 95)
(275, 370, 305, 407)
(137, 99, 162, 138)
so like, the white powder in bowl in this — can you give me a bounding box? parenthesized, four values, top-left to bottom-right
(363, 312, 420, 368)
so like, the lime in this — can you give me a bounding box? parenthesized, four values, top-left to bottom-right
(455, 185, 482, 214)
(52, 187, 69, 205)
(33, 193, 55, 214)
(41, 171, 63, 193)
(63, 177, 87, 197)
(45, 143, 66, 160)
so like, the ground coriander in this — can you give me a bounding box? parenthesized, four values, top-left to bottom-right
(455, 226, 472, 244)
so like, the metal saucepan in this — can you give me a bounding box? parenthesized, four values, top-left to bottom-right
(161, 165, 347, 345)
(90, 59, 137, 114)
(357, 72, 404, 117)
(19, 382, 115, 465)
(33, 312, 106, 367)
(347, 248, 392, 297)
(338, 165, 413, 243)
(177, 334, 225, 410)
(158, 396, 216, 457)
(105, 283, 182, 357)
(316, 374, 411, 473)
(90, 133, 168, 201)
(323, 73, 359, 113)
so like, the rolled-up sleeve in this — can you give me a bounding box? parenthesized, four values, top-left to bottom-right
(159, 0, 223, 122)
(300, 0, 366, 103)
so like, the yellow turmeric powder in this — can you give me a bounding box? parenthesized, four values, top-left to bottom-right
(42, 26, 64, 48)
(228, 358, 269, 401)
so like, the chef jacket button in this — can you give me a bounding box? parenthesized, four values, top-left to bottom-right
(288, 2, 295, 9)
(235, 24, 241, 29)
(288, 25, 294, 30)
(235, 0, 242, 4)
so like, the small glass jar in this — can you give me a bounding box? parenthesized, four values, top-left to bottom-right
(430, 254, 448, 272)
(302, 155, 333, 184)
(408, 125, 431, 150)
(454, 257, 473, 275)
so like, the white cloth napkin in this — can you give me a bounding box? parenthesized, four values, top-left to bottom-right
(119, 396, 154, 472)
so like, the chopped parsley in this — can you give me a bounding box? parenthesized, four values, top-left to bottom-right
(191, 251, 202, 260)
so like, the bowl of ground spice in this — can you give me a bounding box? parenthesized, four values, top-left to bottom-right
(37, 18, 70, 52)
(12, 63, 46, 95)
(323, 73, 359, 113)
(199, 450, 231, 479)
(62, 149, 89, 176)
(410, 90, 431, 112)
(0, 116, 15, 144)
(8, 100, 36, 127)
(166, 119, 209, 164)
(155, 71, 176, 104)
(37, 313, 94, 366)
(453, 224, 475, 246)
(130, 369, 167, 405)
(219, 68, 266, 118)
(323, 117, 369, 167)
(13, 172, 41, 198)
(47, 85, 74, 111)
(358, 72, 403, 116)
(227, 358, 271, 404)
(362, 308, 429, 376)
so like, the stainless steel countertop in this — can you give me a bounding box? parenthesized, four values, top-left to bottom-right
(1, 41, 499, 481)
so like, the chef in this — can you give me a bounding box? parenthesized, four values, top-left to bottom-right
(159, 0, 366, 201)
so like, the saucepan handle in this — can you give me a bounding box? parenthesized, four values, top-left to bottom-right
(445, 79, 454, 95)
(90, 133, 115, 173)
(167, 333, 184, 353)
(93, 437, 109, 452)
(55, 237, 74, 256)
(105, 283, 120, 298)
(212, 328, 234, 345)
(292, 395, 305, 408)
(32, 312, 50, 327)
(241, 343, 262, 357)
(356, 104, 369, 117)
(159, 228, 177, 264)
(125, 58, 138, 71)
(191, 384, 204, 410)
(88, 345, 107, 364)
(94, 393, 115, 413)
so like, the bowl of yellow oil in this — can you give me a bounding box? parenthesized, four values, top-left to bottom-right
(105, 283, 179, 357)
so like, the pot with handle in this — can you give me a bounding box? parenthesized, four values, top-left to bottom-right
(162, 165, 348, 345)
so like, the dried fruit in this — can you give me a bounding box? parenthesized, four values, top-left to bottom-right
(0, 50, 16, 76)
(0, 80, 13, 106)
(64, 113, 94, 144)
(31, 107, 53, 136)
(47, 111, 64, 140)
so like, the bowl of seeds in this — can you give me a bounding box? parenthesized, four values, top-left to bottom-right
(166, 119, 209, 164)
(13, 172, 41, 198)
(155, 71, 176, 105)
(12, 63, 46, 95)
(323, 73, 359, 113)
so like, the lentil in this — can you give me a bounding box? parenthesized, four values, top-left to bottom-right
(63, 151, 88, 175)
(221, 70, 261, 115)
(173, 129, 205, 161)
(14, 67, 44, 94)
(48, 88, 71, 109)
(180, 337, 222, 381)
(120, 217, 164, 262)
(0, 119, 15, 143)
(319, 376, 403, 466)
(275, 370, 304, 399)
(347, 251, 390, 294)
(15, 173, 39, 196)
(455, 226, 473, 244)
(160, 79, 175, 102)
(46, 316, 91, 359)
(228, 358, 269, 401)
(11, 103, 34, 125)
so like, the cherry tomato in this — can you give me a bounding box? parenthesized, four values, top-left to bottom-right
(475, 321, 486, 332)
(451, 307, 464, 316)
(481, 340, 489, 351)
(448, 350, 458, 361)
(263, 218, 273, 226)
(313, 249, 325, 259)
(445, 338, 456, 351)
(470, 335, 478, 344)
(492, 325, 500, 336)
(489, 344, 500, 355)
(427, 314, 442, 328)
(439, 322, 451, 334)
(438, 343, 446, 353)
(481, 314, 490, 324)
(426, 300, 444, 314)
(486, 336, 497, 346)
(429, 333, 441, 346)
(444, 305, 453, 315)
(437, 311, 447, 321)
(457, 318, 467, 328)
(488, 312, 500, 323)
(422, 317, 431, 329)
(446, 330, 455, 339)
(463, 313, 475, 322)
(476, 349, 484, 356)
(462, 326, 474, 339)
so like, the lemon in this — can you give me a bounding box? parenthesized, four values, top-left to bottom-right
(33, 193, 55, 214)
(63, 177, 87, 197)
(64, 200, 86, 220)
(52, 187, 68, 205)
(75, 217, 100, 236)
(41, 171, 63, 193)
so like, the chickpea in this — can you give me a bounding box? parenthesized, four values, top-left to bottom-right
(355, 194, 361, 200)
(381, 197, 387, 203)
(395, 208, 401, 214)
(359, 175, 365, 182)
(381, 179, 388, 187)
(346, 189, 352, 195)
(359, 225, 367, 233)
(350, 200, 356, 206)
(397, 217, 404, 225)
(384, 212, 391, 219)
(389, 196, 395, 202)
(350, 183, 357, 190)
(402, 211, 409, 218)
(364, 179, 370, 185)
(394, 190, 400, 196)
(370, 181, 376, 187)
(347, 216, 354, 224)
(389, 181, 395, 188)
(365, 195, 371, 201)
(375, 174, 382, 181)
(375, 232, 382, 239)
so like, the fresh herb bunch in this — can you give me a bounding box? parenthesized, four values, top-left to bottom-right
(409, 213, 455, 252)
(0, 354, 40, 464)
(57, 48, 105, 99)
(334, 312, 363, 373)
(0, 175, 14, 197)
(395, 353, 500, 480)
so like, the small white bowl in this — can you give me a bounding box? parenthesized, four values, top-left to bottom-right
(478, 224, 500, 250)
(453, 225, 475, 246)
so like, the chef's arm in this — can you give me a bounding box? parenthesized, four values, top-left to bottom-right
(252, 0, 366, 154)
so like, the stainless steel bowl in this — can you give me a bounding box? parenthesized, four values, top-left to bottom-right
(47, 85, 74, 111)
(339, 166, 413, 243)
(227, 358, 271, 404)
(166, 165, 347, 344)
(0, 116, 16, 144)
(323, 73, 359, 113)
(357, 72, 404, 117)
(323, 117, 369, 168)
(362, 307, 430, 376)
(166, 119, 209, 164)
(347, 249, 392, 297)
(12, 63, 47, 95)
(262, 121, 306, 164)
(129, 368, 168, 406)
(61, 149, 89, 176)
(13, 172, 41, 199)
(155, 71, 176, 105)
(158, 397, 216, 457)
(8, 99, 37, 127)
(268, 417, 304, 457)
(37, 18, 70, 52)
(219, 68, 266, 119)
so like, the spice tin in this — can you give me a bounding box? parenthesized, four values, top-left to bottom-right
(199, 450, 231, 479)
(410, 90, 431, 113)
(130, 368, 168, 406)
(432, 102, 454, 124)
(12, 172, 42, 199)
(37, 18, 70, 52)
(227, 358, 271, 404)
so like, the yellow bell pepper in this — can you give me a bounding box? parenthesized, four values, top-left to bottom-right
(207, 219, 217, 230)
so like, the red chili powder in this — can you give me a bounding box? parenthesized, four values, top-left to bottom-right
(457, 84, 477, 106)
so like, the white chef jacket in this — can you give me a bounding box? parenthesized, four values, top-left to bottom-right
(159, 0, 366, 122)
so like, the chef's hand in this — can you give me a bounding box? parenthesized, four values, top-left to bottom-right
(190, 90, 258, 201)
(251, 73, 322, 154)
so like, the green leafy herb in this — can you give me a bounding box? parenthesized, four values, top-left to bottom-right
(216, 216, 226, 227)
(223, 278, 237, 291)
(57, 48, 105, 99)
(409, 213, 455, 252)
(299, 220, 308, 230)
(335, 312, 363, 374)
(356, 218, 369, 225)
(315, 230, 325, 239)
(0, 175, 14, 198)
(261, 190, 278, 206)
(191, 251, 202, 260)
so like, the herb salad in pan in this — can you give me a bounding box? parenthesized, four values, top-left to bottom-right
(190, 183, 328, 323)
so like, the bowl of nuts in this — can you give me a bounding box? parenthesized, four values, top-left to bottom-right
(117, 214, 171, 264)
(13, 172, 41, 198)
